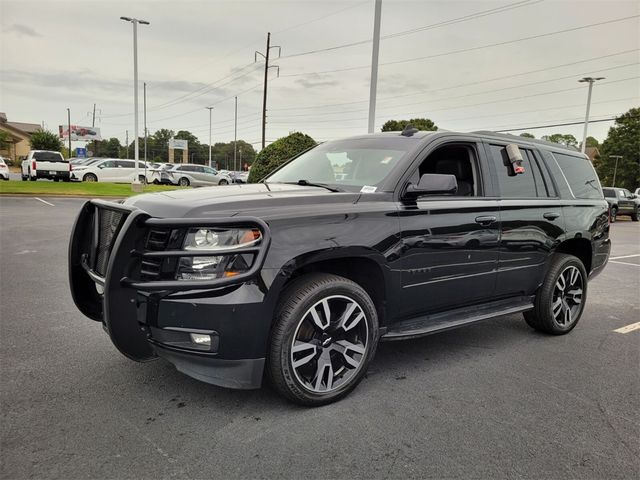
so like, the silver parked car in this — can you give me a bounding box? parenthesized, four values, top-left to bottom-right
(164, 164, 232, 187)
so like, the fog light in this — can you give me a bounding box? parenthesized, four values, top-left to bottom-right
(189, 333, 211, 346)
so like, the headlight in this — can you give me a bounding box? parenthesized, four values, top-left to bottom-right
(176, 227, 262, 280)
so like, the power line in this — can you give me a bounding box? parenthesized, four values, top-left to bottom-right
(491, 115, 629, 132)
(270, 48, 638, 111)
(280, 0, 542, 59)
(273, 0, 369, 35)
(280, 14, 640, 78)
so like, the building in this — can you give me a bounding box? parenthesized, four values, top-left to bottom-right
(0, 112, 41, 163)
(585, 146, 600, 163)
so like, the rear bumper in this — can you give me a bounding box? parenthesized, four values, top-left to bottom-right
(68, 199, 273, 389)
(36, 170, 69, 179)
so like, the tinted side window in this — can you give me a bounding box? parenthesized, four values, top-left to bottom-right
(203, 166, 216, 174)
(192, 166, 204, 173)
(552, 152, 602, 199)
(603, 188, 615, 198)
(489, 144, 537, 198)
(117, 160, 135, 168)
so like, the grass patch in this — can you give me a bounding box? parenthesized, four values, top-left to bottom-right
(0, 180, 182, 197)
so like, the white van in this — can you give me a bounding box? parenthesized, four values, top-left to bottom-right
(71, 158, 149, 183)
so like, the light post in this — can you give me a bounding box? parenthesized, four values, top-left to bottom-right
(120, 16, 150, 191)
(578, 76, 604, 153)
(610, 155, 622, 187)
(206, 106, 214, 168)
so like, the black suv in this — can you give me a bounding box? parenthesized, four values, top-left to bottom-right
(602, 187, 639, 222)
(69, 130, 611, 405)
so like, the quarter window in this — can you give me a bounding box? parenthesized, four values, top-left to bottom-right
(552, 152, 602, 199)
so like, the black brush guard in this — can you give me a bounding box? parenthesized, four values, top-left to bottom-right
(69, 199, 271, 361)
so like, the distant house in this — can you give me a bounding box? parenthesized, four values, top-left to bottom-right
(585, 146, 600, 162)
(0, 112, 41, 163)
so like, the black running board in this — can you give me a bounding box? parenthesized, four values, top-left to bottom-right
(382, 296, 534, 341)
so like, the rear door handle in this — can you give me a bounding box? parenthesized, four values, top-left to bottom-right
(543, 212, 560, 220)
(475, 215, 497, 226)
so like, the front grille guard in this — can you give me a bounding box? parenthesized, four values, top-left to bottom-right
(121, 217, 271, 292)
(77, 200, 271, 292)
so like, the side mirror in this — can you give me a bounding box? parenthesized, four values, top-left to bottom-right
(404, 173, 458, 199)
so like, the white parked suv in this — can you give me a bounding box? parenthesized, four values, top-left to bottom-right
(21, 150, 70, 182)
(71, 158, 149, 183)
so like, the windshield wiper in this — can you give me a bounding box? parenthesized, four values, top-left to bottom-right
(284, 179, 343, 192)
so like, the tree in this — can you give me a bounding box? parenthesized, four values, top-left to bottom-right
(585, 136, 600, 148)
(93, 137, 121, 158)
(541, 133, 578, 148)
(248, 132, 316, 183)
(381, 118, 437, 132)
(595, 107, 640, 189)
(0, 130, 11, 150)
(30, 129, 62, 151)
(519, 132, 535, 138)
(211, 140, 257, 170)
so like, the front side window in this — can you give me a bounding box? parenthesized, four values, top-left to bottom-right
(116, 160, 135, 168)
(489, 144, 538, 198)
(552, 152, 602, 199)
(203, 166, 216, 175)
(266, 138, 415, 191)
(603, 188, 615, 198)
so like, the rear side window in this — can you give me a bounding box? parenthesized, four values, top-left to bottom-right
(117, 160, 134, 168)
(603, 188, 615, 198)
(34, 152, 65, 162)
(489, 144, 540, 198)
(552, 153, 602, 199)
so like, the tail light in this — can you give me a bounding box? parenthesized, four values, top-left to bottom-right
(70, 163, 73, 171)
(32, 160, 36, 171)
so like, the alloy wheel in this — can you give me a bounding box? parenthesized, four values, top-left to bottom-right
(552, 266, 583, 327)
(290, 295, 369, 393)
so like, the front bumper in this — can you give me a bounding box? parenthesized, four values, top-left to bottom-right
(69, 199, 272, 389)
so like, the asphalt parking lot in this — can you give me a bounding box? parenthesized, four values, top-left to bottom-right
(1, 196, 638, 480)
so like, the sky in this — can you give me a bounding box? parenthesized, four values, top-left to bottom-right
(1, 0, 639, 152)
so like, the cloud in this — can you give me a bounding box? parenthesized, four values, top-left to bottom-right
(294, 76, 340, 89)
(5, 24, 41, 37)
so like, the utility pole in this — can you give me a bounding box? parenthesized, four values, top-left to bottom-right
(67, 108, 72, 158)
(143, 82, 148, 163)
(206, 106, 214, 168)
(91, 103, 97, 157)
(578, 76, 604, 153)
(234, 96, 238, 171)
(120, 16, 150, 190)
(126, 130, 129, 158)
(255, 32, 281, 150)
(610, 155, 622, 187)
(239, 147, 243, 170)
(368, 0, 382, 134)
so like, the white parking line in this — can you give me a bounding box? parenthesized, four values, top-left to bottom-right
(34, 197, 55, 207)
(610, 254, 640, 260)
(610, 260, 640, 267)
(614, 322, 640, 334)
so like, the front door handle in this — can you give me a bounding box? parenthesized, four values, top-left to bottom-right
(475, 215, 497, 226)
(543, 212, 560, 220)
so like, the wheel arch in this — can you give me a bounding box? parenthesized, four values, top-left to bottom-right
(266, 248, 391, 328)
(554, 237, 593, 274)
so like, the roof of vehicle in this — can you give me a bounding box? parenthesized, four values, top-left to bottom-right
(336, 130, 582, 153)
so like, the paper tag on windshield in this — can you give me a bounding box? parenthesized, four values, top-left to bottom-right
(360, 185, 377, 193)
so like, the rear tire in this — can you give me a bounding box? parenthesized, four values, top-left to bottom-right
(524, 254, 587, 335)
(631, 207, 639, 222)
(83, 173, 97, 182)
(138, 175, 147, 184)
(28, 169, 36, 181)
(178, 177, 190, 187)
(268, 273, 378, 406)
(53, 178, 59, 182)
(21, 174, 27, 181)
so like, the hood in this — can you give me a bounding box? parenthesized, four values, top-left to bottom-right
(123, 182, 361, 218)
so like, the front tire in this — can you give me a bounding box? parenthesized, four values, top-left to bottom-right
(178, 177, 190, 187)
(631, 207, 639, 222)
(83, 173, 97, 182)
(610, 206, 617, 223)
(268, 273, 379, 406)
(218, 179, 228, 186)
(524, 254, 587, 335)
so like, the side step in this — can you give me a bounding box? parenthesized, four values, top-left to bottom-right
(382, 296, 534, 341)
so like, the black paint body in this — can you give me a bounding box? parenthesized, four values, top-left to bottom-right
(69, 131, 611, 389)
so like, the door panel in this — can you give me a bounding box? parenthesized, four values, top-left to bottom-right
(398, 199, 500, 317)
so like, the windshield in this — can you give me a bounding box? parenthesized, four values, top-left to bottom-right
(265, 138, 413, 192)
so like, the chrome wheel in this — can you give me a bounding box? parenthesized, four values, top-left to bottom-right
(291, 295, 369, 393)
(552, 265, 583, 327)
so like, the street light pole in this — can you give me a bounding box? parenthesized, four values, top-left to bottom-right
(121, 16, 150, 191)
(367, 0, 382, 134)
(67, 108, 72, 158)
(143, 82, 147, 163)
(610, 155, 622, 187)
(234, 96, 238, 171)
(578, 76, 604, 153)
(206, 106, 214, 168)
